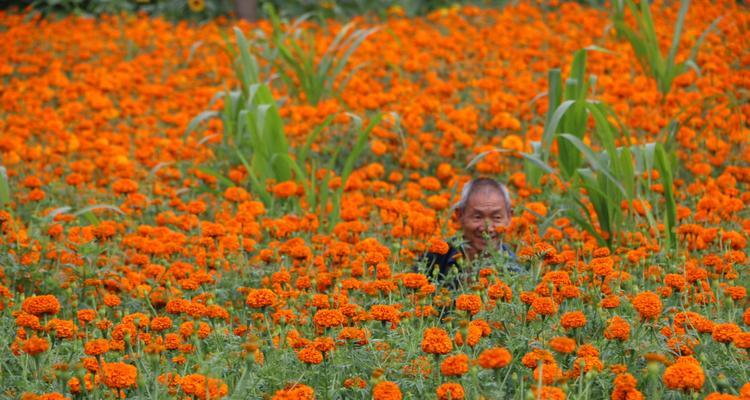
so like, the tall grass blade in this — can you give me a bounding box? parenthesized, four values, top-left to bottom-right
(298, 115, 334, 168)
(559, 133, 627, 196)
(0, 167, 11, 208)
(654, 143, 677, 250)
(184, 111, 219, 141)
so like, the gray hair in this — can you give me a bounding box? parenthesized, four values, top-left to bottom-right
(453, 177, 512, 217)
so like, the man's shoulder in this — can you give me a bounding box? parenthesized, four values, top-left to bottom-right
(421, 240, 462, 264)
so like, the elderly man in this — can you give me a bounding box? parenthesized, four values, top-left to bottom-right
(418, 177, 524, 288)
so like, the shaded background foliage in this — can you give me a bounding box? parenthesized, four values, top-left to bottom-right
(3, 0, 610, 21)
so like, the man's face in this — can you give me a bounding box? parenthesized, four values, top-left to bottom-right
(457, 188, 511, 254)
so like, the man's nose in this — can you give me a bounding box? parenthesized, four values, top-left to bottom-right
(480, 219, 496, 230)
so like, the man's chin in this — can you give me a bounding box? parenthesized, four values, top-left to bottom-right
(472, 241, 487, 253)
(473, 237, 498, 252)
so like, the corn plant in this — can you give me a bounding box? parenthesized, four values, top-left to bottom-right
(613, 0, 721, 97)
(185, 27, 382, 229)
(525, 49, 616, 185)
(523, 49, 677, 250)
(264, 3, 377, 105)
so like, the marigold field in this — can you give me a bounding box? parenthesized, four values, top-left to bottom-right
(1, 1, 749, 399)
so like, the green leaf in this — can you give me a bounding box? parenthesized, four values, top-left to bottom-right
(466, 148, 511, 171)
(0, 166, 11, 208)
(666, 0, 691, 70)
(73, 204, 124, 225)
(184, 111, 219, 142)
(236, 150, 271, 205)
(654, 143, 677, 250)
(521, 151, 556, 175)
(233, 27, 260, 92)
(198, 167, 235, 188)
(559, 133, 627, 196)
(541, 100, 576, 157)
(298, 115, 334, 169)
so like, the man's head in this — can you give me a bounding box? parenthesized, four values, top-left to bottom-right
(454, 178, 512, 255)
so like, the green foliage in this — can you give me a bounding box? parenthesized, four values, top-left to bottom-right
(185, 27, 382, 230)
(11, 0, 234, 21)
(260, 0, 459, 20)
(264, 3, 376, 105)
(6, 0, 490, 21)
(523, 49, 679, 250)
(612, 0, 721, 97)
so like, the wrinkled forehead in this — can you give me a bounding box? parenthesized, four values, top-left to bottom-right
(465, 188, 508, 212)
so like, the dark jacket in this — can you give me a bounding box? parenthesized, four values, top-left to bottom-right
(415, 238, 525, 290)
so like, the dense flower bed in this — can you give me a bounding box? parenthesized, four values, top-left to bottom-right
(0, 1, 749, 399)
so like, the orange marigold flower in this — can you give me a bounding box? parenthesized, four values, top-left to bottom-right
(632, 291, 662, 320)
(22, 335, 49, 356)
(179, 374, 229, 399)
(47, 319, 76, 339)
(112, 179, 138, 194)
(549, 336, 576, 353)
(421, 327, 453, 355)
(570, 355, 603, 376)
(488, 280, 513, 301)
(531, 296, 558, 316)
(614, 372, 637, 390)
(297, 345, 323, 364)
(22, 295, 61, 316)
(532, 386, 565, 400)
(224, 187, 250, 203)
(68, 377, 81, 394)
(560, 311, 586, 330)
(604, 316, 631, 341)
(521, 348, 555, 368)
(150, 316, 173, 332)
(313, 309, 345, 329)
(662, 358, 704, 392)
(272, 384, 315, 400)
(455, 294, 482, 315)
(34, 393, 70, 400)
(436, 382, 464, 400)
(533, 361, 562, 384)
(600, 295, 621, 309)
(664, 274, 687, 291)
(440, 353, 469, 376)
(84, 339, 109, 356)
(712, 323, 742, 343)
(372, 380, 402, 400)
(401, 273, 429, 289)
(103, 294, 121, 307)
(740, 382, 750, 398)
(477, 347, 512, 369)
(428, 237, 450, 255)
(246, 289, 277, 309)
(272, 181, 298, 199)
(370, 304, 400, 323)
(724, 286, 746, 301)
(338, 327, 370, 345)
(16, 312, 42, 330)
(733, 332, 750, 349)
(576, 344, 600, 358)
(704, 393, 739, 400)
(101, 362, 137, 389)
(419, 176, 441, 191)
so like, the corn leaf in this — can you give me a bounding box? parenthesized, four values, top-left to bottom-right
(0, 166, 10, 208)
(559, 133, 627, 197)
